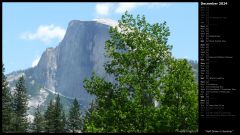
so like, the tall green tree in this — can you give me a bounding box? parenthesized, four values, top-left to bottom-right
(83, 12, 198, 133)
(44, 94, 65, 133)
(160, 59, 198, 132)
(32, 105, 44, 133)
(84, 11, 172, 132)
(2, 64, 14, 132)
(53, 94, 64, 133)
(68, 98, 82, 133)
(44, 99, 55, 133)
(61, 111, 68, 133)
(12, 76, 29, 132)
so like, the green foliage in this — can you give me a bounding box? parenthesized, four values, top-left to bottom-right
(83, 12, 198, 133)
(44, 94, 66, 133)
(44, 99, 55, 132)
(61, 111, 68, 132)
(67, 98, 82, 133)
(160, 58, 198, 132)
(188, 60, 198, 82)
(54, 94, 64, 132)
(2, 64, 14, 132)
(82, 100, 97, 133)
(31, 105, 44, 133)
(12, 76, 29, 132)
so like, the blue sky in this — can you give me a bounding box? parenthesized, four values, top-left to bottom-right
(3, 2, 198, 74)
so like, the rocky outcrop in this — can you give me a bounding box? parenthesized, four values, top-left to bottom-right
(7, 19, 117, 109)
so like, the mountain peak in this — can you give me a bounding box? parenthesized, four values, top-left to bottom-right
(68, 20, 81, 27)
(68, 19, 118, 27)
(7, 18, 113, 114)
(93, 18, 118, 27)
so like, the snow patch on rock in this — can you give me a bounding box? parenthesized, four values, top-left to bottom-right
(43, 87, 75, 100)
(28, 88, 49, 108)
(7, 72, 25, 82)
(27, 114, 34, 123)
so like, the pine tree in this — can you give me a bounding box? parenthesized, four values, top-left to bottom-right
(44, 95, 66, 133)
(53, 94, 64, 133)
(2, 64, 14, 132)
(12, 76, 29, 132)
(61, 111, 68, 133)
(68, 98, 82, 133)
(32, 105, 44, 133)
(44, 99, 55, 133)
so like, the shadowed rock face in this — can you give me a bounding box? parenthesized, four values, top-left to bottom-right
(7, 20, 114, 106)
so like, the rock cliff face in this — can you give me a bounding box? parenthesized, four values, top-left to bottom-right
(6, 19, 198, 114)
(7, 20, 117, 110)
(53, 20, 111, 97)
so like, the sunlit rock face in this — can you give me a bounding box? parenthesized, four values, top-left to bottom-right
(54, 20, 112, 98)
(7, 19, 117, 110)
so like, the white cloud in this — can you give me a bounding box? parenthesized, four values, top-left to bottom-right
(95, 2, 171, 16)
(115, 3, 146, 14)
(20, 24, 66, 45)
(96, 3, 113, 16)
(32, 56, 40, 67)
